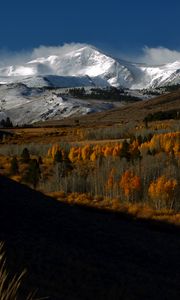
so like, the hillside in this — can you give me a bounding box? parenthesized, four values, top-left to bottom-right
(79, 89, 180, 126)
(36, 89, 180, 127)
(1, 175, 180, 299)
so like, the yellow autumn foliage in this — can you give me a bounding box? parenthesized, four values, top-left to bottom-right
(81, 144, 92, 161)
(119, 170, 141, 200)
(106, 168, 116, 190)
(47, 144, 61, 159)
(148, 175, 178, 209)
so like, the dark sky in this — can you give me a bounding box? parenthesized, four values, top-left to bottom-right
(1, 0, 180, 56)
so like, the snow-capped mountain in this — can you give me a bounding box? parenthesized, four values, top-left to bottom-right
(1, 44, 180, 89)
(0, 45, 133, 88)
(130, 61, 180, 89)
(0, 43, 180, 125)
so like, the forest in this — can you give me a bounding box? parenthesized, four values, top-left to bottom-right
(0, 119, 179, 224)
(0, 93, 180, 299)
(68, 87, 140, 102)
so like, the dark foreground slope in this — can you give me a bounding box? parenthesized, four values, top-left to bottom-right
(1, 175, 180, 300)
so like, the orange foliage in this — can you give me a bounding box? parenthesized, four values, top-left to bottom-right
(129, 140, 141, 160)
(90, 151, 97, 161)
(140, 132, 180, 156)
(47, 144, 61, 159)
(173, 140, 180, 155)
(112, 144, 122, 157)
(68, 147, 81, 162)
(48, 132, 179, 165)
(10, 175, 21, 182)
(81, 144, 91, 161)
(130, 140, 139, 151)
(103, 146, 113, 157)
(148, 176, 178, 208)
(48, 142, 124, 164)
(106, 168, 116, 190)
(119, 170, 141, 200)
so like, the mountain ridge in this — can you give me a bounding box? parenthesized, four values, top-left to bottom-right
(1, 44, 180, 89)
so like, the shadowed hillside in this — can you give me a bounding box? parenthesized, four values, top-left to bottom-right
(1, 175, 180, 299)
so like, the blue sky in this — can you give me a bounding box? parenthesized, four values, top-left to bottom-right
(1, 0, 180, 57)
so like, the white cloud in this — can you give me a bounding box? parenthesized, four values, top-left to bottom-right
(0, 43, 88, 67)
(31, 43, 87, 59)
(135, 46, 180, 65)
(0, 48, 31, 67)
(0, 43, 180, 67)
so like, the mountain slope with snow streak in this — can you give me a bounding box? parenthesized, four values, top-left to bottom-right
(0, 83, 119, 125)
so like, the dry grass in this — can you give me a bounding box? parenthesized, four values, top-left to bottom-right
(0, 243, 36, 300)
(45, 191, 180, 226)
(47, 190, 66, 200)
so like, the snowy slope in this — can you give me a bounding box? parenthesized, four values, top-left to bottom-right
(131, 61, 180, 89)
(0, 45, 135, 89)
(0, 84, 118, 125)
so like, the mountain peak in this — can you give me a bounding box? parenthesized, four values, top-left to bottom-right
(1, 43, 180, 89)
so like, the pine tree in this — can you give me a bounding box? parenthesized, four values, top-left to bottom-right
(21, 148, 30, 163)
(54, 150, 63, 164)
(23, 159, 41, 189)
(0, 117, 13, 128)
(120, 140, 130, 161)
(5, 117, 13, 128)
(10, 156, 19, 175)
(144, 117, 148, 129)
(0, 119, 6, 128)
(38, 156, 43, 165)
